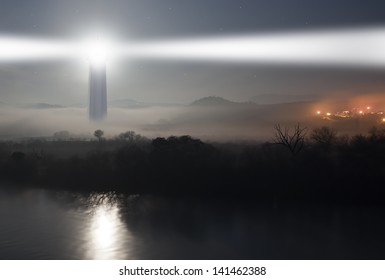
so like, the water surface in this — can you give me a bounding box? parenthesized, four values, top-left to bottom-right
(0, 186, 385, 259)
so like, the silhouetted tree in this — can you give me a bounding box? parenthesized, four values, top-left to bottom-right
(272, 123, 307, 156)
(94, 129, 104, 142)
(368, 126, 385, 142)
(116, 131, 148, 144)
(117, 131, 135, 141)
(2, 128, 385, 202)
(310, 126, 337, 149)
(152, 137, 168, 148)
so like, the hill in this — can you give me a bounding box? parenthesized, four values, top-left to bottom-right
(24, 103, 65, 109)
(191, 96, 252, 106)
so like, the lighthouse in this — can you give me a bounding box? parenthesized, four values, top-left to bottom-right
(89, 62, 107, 121)
(86, 38, 109, 121)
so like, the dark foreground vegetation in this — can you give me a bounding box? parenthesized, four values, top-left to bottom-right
(1, 126, 385, 203)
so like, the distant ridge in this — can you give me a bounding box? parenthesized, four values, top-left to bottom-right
(25, 103, 65, 109)
(191, 96, 248, 106)
(109, 99, 180, 108)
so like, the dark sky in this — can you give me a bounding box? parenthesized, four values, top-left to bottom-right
(2, 0, 385, 38)
(1, 0, 385, 105)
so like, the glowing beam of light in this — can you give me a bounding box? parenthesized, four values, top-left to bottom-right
(1, 27, 385, 68)
(118, 27, 385, 67)
(0, 36, 82, 62)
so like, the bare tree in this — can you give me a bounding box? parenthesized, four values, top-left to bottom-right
(310, 126, 338, 150)
(272, 123, 307, 156)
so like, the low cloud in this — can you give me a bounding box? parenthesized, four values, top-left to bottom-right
(1, 94, 384, 141)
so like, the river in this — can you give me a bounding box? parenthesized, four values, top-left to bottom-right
(0, 186, 385, 259)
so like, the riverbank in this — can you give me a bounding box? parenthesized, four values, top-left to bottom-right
(1, 130, 385, 204)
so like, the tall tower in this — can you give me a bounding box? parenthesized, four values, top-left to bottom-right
(89, 63, 107, 121)
(86, 37, 109, 121)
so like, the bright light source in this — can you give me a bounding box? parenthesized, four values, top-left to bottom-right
(367, 106, 371, 110)
(83, 38, 111, 68)
(382, 118, 385, 122)
(326, 112, 331, 116)
(316, 111, 321, 115)
(359, 110, 363, 114)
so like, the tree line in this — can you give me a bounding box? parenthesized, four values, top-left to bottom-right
(0, 126, 385, 203)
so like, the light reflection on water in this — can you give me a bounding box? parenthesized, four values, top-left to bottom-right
(0, 188, 137, 259)
(82, 194, 134, 259)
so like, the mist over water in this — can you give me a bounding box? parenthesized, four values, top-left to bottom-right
(4, 104, 385, 142)
(0, 105, 281, 141)
(2, 94, 383, 141)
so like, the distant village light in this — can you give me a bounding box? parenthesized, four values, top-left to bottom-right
(318, 104, 385, 123)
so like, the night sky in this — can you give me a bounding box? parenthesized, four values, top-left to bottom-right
(1, 0, 385, 105)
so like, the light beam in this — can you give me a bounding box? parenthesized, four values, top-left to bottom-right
(1, 27, 385, 123)
(118, 27, 385, 68)
(1, 27, 385, 67)
(0, 36, 78, 61)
